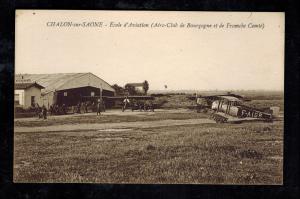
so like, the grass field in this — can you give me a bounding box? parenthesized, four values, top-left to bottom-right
(14, 109, 283, 184)
(14, 110, 208, 127)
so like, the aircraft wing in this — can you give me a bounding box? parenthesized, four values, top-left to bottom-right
(211, 112, 273, 124)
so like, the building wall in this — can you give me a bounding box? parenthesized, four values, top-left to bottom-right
(15, 90, 25, 106)
(24, 86, 42, 108)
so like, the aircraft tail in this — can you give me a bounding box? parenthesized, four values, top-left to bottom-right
(270, 106, 280, 117)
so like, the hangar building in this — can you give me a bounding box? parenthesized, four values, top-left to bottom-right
(15, 73, 115, 108)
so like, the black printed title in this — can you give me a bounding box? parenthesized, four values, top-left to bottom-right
(46, 21, 265, 30)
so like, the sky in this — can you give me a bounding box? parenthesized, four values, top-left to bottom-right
(15, 10, 284, 91)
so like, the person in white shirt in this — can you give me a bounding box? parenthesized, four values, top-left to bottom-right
(122, 96, 130, 112)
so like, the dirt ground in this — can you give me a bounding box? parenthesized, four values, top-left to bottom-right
(14, 108, 283, 184)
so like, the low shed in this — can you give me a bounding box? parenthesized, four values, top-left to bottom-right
(15, 82, 45, 108)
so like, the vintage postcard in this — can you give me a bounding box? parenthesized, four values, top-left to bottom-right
(14, 10, 284, 184)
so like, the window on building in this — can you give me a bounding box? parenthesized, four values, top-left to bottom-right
(31, 96, 35, 106)
(64, 92, 67, 96)
(91, 92, 95, 97)
(14, 94, 20, 105)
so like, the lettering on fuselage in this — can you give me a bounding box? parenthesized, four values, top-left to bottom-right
(239, 109, 270, 119)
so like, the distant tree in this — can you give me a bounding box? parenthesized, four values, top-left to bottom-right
(125, 84, 137, 95)
(112, 84, 125, 95)
(143, 80, 149, 95)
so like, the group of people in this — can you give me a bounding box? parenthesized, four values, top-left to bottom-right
(72, 102, 89, 114)
(70, 100, 106, 115)
(31, 97, 153, 119)
(49, 104, 67, 115)
(47, 100, 106, 115)
(32, 103, 47, 119)
(122, 97, 154, 112)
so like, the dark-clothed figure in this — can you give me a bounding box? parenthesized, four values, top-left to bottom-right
(84, 102, 88, 113)
(42, 105, 47, 119)
(54, 104, 59, 115)
(62, 104, 66, 114)
(138, 101, 143, 111)
(97, 99, 101, 115)
(35, 104, 42, 118)
(49, 105, 54, 115)
(101, 100, 106, 112)
(72, 105, 76, 114)
(91, 102, 95, 112)
(144, 100, 149, 111)
(77, 102, 81, 114)
(149, 100, 154, 112)
(81, 102, 85, 113)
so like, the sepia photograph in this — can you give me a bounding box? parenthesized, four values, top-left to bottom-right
(14, 10, 284, 184)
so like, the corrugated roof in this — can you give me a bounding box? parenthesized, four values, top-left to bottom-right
(15, 73, 115, 94)
(15, 82, 45, 90)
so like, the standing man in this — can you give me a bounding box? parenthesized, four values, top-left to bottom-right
(101, 99, 106, 112)
(62, 104, 66, 114)
(42, 105, 47, 119)
(122, 96, 130, 112)
(149, 100, 154, 112)
(49, 105, 53, 115)
(84, 102, 88, 113)
(144, 100, 150, 111)
(97, 99, 101, 115)
(77, 102, 81, 114)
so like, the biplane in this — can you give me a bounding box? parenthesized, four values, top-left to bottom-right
(188, 93, 280, 123)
